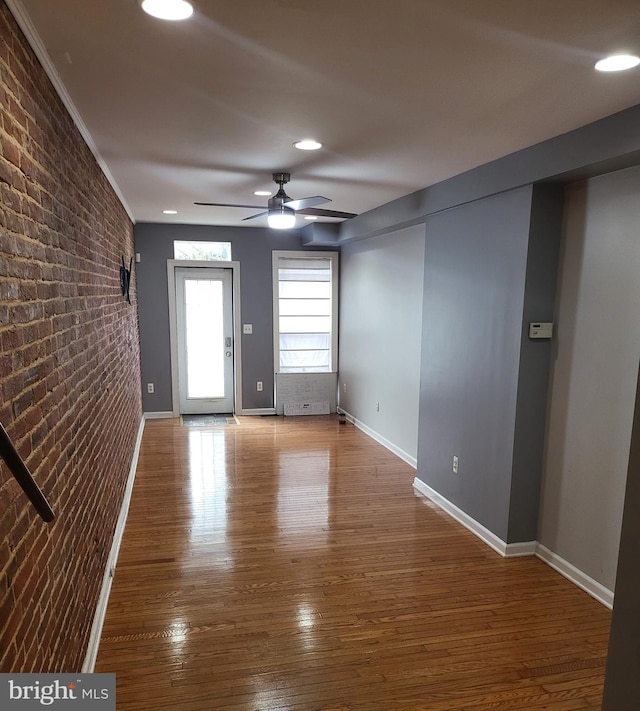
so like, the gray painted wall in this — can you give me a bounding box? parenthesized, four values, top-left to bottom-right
(508, 185, 564, 542)
(135, 223, 333, 413)
(338, 226, 425, 462)
(538, 166, 640, 589)
(416, 187, 535, 541)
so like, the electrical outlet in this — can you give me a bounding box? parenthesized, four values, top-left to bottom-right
(257, 381, 263, 391)
(147, 383, 154, 394)
(376, 401, 380, 412)
(453, 455, 459, 474)
(343, 382, 347, 393)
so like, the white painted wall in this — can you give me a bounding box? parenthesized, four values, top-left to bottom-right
(338, 225, 425, 465)
(538, 165, 640, 591)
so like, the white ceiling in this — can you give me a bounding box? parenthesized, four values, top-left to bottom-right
(10, 0, 640, 228)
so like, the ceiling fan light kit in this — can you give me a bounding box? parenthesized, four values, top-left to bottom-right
(267, 206, 296, 230)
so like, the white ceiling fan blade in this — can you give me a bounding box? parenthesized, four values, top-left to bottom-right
(284, 196, 330, 211)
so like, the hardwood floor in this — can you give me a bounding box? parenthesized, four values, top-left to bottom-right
(95, 415, 611, 710)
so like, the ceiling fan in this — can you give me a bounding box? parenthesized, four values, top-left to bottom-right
(195, 172, 358, 229)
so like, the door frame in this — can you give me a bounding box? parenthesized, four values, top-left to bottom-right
(167, 260, 242, 417)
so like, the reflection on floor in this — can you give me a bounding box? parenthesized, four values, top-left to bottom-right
(96, 414, 611, 710)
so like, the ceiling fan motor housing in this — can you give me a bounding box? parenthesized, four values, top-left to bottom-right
(267, 172, 296, 229)
(269, 172, 293, 208)
(272, 172, 290, 185)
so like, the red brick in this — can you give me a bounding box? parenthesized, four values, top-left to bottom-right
(0, 1, 141, 674)
(1, 135, 20, 167)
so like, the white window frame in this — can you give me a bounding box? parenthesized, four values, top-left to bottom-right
(272, 250, 339, 374)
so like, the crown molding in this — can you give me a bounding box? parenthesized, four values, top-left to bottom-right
(4, 0, 135, 223)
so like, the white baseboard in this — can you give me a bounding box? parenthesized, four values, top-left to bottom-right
(82, 417, 145, 672)
(143, 411, 174, 419)
(535, 544, 614, 609)
(412, 477, 613, 607)
(412, 477, 534, 557)
(505, 540, 539, 557)
(338, 409, 417, 469)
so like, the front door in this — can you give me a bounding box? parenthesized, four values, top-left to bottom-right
(175, 267, 234, 414)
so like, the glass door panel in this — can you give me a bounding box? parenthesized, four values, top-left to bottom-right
(176, 268, 234, 414)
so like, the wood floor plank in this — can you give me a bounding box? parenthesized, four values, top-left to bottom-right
(95, 415, 610, 710)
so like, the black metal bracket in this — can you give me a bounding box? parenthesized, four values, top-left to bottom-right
(120, 255, 133, 304)
(0, 422, 55, 522)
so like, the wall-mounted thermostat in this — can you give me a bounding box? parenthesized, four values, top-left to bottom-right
(529, 322, 553, 339)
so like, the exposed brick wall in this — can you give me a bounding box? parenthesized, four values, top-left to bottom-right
(0, 2, 142, 672)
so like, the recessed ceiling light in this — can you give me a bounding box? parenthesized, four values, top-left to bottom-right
(254, 190, 272, 197)
(141, 0, 194, 21)
(595, 54, 640, 72)
(304, 216, 318, 221)
(163, 209, 178, 214)
(294, 139, 322, 151)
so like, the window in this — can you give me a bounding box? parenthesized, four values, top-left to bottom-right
(174, 241, 232, 261)
(273, 251, 338, 373)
